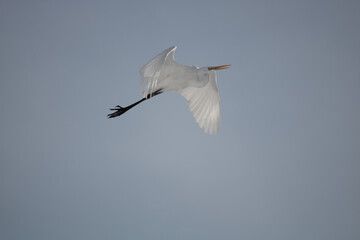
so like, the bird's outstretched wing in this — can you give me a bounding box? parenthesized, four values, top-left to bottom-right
(140, 46, 177, 98)
(179, 71, 220, 134)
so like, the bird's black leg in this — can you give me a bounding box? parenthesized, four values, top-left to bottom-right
(108, 89, 163, 118)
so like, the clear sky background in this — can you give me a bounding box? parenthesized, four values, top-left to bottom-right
(1, 0, 359, 239)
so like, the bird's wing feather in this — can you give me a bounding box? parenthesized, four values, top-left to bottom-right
(179, 71, 220, 134)
(140, 46, 177, 98)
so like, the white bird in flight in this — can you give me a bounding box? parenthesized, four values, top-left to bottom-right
(108, 46, 230, 134)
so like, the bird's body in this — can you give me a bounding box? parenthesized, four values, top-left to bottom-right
(140, 47, 210, 95)
(108, 46, 230, 134)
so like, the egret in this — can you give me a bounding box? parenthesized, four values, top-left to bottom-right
(108, 46, 230, 134)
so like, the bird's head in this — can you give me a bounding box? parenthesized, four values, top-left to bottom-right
(208, 65, 231, 71)
(195, 65, 231, 88)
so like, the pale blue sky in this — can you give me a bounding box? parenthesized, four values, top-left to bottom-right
(1, 0, 359, 239)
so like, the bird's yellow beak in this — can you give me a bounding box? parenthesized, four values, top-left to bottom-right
(209, 65, 231, 70)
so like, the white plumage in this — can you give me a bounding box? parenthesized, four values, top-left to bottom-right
(109, 46, 230, 134)
(179, 71, 220, 134)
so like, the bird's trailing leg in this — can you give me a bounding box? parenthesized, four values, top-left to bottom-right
(108, 89, 163, 118)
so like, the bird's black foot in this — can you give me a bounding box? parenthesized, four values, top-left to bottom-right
(108, 105, 129, 118)
(107, 90, 163, 119)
